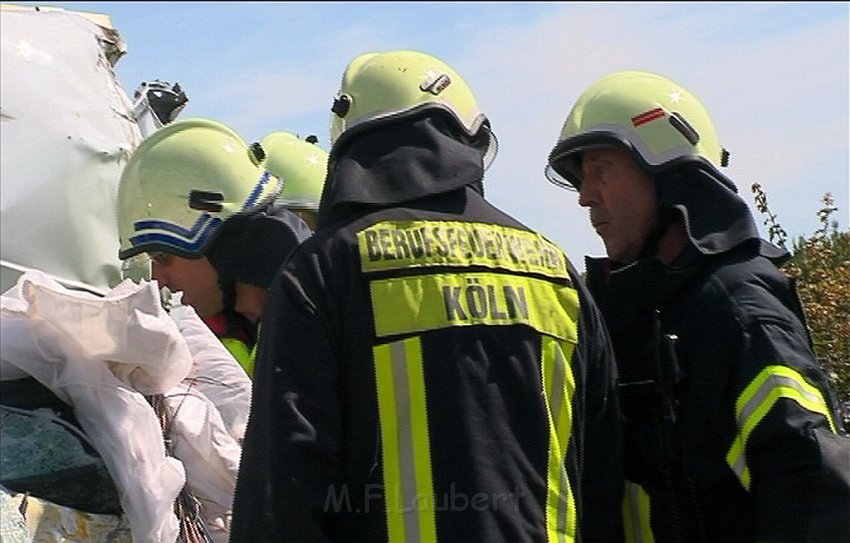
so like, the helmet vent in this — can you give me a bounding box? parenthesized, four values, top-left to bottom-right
(721, 148, 730, 167)
(332, 94, 352, 117)
(249, 142, 266, 162)
(189, 189, 224, 212)
(420, 73, 451, 95)
(669, 112, 700, 145)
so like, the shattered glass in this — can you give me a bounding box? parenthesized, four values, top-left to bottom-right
(1, 405, 122, 515)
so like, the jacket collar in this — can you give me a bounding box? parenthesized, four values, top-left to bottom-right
(317, 116, 484, 229)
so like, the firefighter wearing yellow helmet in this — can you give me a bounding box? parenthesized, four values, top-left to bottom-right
(546, 70, 731, 192)
(118, 118, 312, 376)
(231, 50, 624, 542)
(547, 70, 850, 542)
(259, 131, 328, 230)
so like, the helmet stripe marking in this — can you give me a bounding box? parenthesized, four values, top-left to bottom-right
(129, 230, 218, 252)
(133, 213, 219, 239)
(130, 214, 222, 251)
(631, 107, 666, 127)
(242, 170, 273, 211)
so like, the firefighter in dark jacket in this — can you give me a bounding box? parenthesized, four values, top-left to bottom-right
(546, 70, 850, 543)
(230, 50, 624, 542)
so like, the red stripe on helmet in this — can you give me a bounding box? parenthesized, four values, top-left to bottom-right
(631, 107, 666, 127)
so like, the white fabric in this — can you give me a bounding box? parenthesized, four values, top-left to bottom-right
(1, 271, 187, 542)
(1, 271, 251, 542)
(163, 304, 251, 541)
(7, 272, 192, 394)
(164, 383, 241, 543)
(169, 304, 252, 442)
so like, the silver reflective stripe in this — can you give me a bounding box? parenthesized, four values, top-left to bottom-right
(551, 345, 570, 541)
(726, 365, 837, 490)
(623, 482, 653, 543)
(374, 338, 437, 542)
(389, 340, 421, 541)
(738, 374, 827, 428)
(542, 337, 576, 542)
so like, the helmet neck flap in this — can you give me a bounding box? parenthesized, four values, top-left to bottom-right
(317, 115, 485, 229)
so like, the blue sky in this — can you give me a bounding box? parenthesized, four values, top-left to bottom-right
(32, 1, 850, 266)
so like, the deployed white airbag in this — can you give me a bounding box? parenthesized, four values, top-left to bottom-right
(1, 270, 250, 543)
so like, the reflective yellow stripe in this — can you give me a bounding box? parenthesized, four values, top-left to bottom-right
(374, 338, 437, 543)
(370, 272, 578, 342)
(622, 481, 654, 543)
(357, 220, 569, 279)
(221, 337, 254, 377)
(726, 365, 837, 489)
(541, 336, 576, 543)
(247, 341, 257, 377)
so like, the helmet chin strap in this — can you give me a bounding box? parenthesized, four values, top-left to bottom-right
(214, 278, 259, 346)
(219, 278, 237, 312)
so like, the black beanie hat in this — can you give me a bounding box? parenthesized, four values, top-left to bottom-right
(206, 201, 312, 288)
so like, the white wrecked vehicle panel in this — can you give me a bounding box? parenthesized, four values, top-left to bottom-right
(1, 5, 251, 543)
(1, 4, 139, 295)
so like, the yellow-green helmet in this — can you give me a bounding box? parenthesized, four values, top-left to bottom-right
(117, 118, 281, 260)
(546, 70, 731, 191)
(329, 49, 497, 168)
(259, 131, 327, 211)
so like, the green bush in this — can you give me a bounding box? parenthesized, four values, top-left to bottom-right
(752, 183, 850, 430)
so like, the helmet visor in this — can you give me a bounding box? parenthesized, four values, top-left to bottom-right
(547, 135, 635, 192)
(544, 163, 577, 192)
